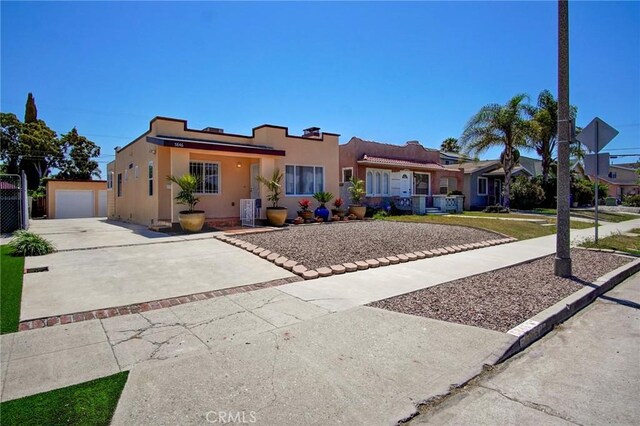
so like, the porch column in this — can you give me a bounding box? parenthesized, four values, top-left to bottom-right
(258, 157, 276, 220)
(169, 149, 189, 223)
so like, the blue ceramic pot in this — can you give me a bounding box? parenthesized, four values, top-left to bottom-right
(314, 205, 330, 221)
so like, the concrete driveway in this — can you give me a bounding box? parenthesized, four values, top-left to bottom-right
(21, 219, 294, 320)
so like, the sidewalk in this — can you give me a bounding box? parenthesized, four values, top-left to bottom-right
(278, 219, 640, 311)
(410, 271, 640, 425)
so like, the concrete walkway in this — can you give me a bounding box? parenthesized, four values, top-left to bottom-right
(1, 288, 329, 401)
(278, 219, 640, 311)
(411, 271, 640, 425)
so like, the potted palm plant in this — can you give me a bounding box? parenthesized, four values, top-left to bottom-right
(313, 191, 334, 221)
(256, 168, 288, 226)
(166, 173, 205, 232)
(348, 177, 366, 219)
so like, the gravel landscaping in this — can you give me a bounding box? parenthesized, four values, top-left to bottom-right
(237, 221, 500, 269)
(368, 249, 634, 333)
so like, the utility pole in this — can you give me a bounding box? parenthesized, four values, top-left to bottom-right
(555, 0, 572, 277)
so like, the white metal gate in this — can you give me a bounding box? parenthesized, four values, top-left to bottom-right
(240, 199, 255, 227)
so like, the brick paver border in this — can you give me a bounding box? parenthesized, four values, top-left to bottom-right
(18, 276, 302, 332)
(216, 234, 518, 280)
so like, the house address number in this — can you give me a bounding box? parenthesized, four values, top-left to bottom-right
(171, 142, 185, 147)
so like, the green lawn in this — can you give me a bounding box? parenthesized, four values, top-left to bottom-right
(459, 211, 552, 220)
(580, 230, 640, 255)
(0, 372, 129, 426)
(383, 215, 594, 240)
(569, 210, 638, 223)
(1, 245, 24, 334)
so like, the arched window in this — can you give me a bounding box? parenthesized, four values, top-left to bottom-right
(366, 171, 373, 194)
(375, 172, 381, 195)
(383, 172, 390, 195)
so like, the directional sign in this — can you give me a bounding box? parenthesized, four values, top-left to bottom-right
(576, 117, 618, 153)
(584, 153, 610, 177)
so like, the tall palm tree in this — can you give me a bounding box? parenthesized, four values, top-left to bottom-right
(460, 93, 533, 208)
(530, 90, 557, 184)
(529, 90, 579, 184)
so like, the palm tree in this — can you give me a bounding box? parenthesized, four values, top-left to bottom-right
(440, 137, 461, 153)
(529, 90, 578, 184)
(460, 93, 534, 208)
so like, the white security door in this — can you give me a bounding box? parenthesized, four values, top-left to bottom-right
(55, 190, 94, 218)
(400, 172, 412, 196)
(98, 190, 107, 216)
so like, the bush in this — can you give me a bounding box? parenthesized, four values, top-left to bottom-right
(622, 194, 640, 207)
(447, 190, 463, 196)
(9, 231, 55, 256)
(483, 204, 510, 213)
(572, 179, 593, 206)
(510, 176, 545, 210)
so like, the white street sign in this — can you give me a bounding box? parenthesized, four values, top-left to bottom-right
(584, 153, 610, 177)
(576, 117, 619, 153)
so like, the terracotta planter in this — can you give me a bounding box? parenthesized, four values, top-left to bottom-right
(349, 205, 366, 219)
(299, 211, 314, 220)
(266, 207, 288, 226)
(332, 208, 345, 218)
(178, 211, 205, 232)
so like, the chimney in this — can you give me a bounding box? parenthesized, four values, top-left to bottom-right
(303, 127, 321, 138)
(202, 127, 224, 134)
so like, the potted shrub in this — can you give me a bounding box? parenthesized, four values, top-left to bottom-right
(313, 191, 334, 221)
(256, 168, 288, 226)
(167, 174, 205, 232)
(332, 197, 345, 219)
(347, 177, 366, 219)
(297, 199, 314, 220)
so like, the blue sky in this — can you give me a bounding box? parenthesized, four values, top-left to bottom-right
(2, 1, 638, 178)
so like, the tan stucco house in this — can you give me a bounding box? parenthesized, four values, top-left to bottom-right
(107, 117, 340, 228)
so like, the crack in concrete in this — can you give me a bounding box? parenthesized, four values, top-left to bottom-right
(183, 310, 245, 330)
(477, 384, 584, 425)
(256, 331, 281, 414)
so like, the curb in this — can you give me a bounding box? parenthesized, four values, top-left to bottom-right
(496, 256, 640, 363)
(216, 235, 517, 279)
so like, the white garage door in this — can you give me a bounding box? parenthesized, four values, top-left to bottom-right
(55, 190, 95, 219)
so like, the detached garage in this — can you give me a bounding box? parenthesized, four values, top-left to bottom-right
(46, 179, 107, 219)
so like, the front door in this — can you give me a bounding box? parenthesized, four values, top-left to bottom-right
(493, 179, 503, 205)
(250, 164, 260, 199)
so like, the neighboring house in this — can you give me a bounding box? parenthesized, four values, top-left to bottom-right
(339, 137, 464, 213)
(439, 151, 469, 165)
(45, 179, 107, 219)
(448, 160, 532, 210)
(107, 117, 340, 227)
(518, 156, 543, 179)
(588, 164, 640, 199)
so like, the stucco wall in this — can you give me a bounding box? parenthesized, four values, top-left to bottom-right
(46, 180, 107, 218)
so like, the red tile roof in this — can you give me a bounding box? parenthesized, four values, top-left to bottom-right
(357, 155, 446, 170)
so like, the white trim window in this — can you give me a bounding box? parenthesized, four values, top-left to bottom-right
(439, 178, 449, 195)
(341, 167, 353, 183)
(478, 177, 488, 196)
(189, 161, 220, 194)
(148, 161, 153, 196)
(107, 171, 114, 190)
(285, 165, 324, 196)
(366, 168, 391, 196)
(414, 172, 431, 196)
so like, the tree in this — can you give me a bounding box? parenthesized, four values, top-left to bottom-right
(440, 137, 461, 153)
(460, 93, 534, 208)
(0, 112, 23, 174)
(24, 93, 38, 123)
(529, 90, 578, 184)
(19, 119, 61, 189)
(57, 127, 101, 179)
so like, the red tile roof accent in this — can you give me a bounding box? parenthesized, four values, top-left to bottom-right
(357, 155, 446, 170)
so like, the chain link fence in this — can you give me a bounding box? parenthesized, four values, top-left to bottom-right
(0, 173, 28, 234)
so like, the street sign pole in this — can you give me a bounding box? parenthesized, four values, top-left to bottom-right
(594, 120, 599, 242)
